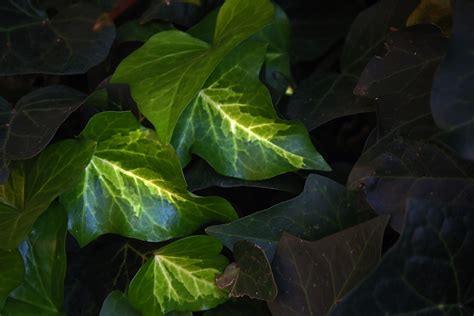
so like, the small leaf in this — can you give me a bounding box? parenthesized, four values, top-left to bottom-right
(431, 0, 474, 160)
(100, 291, 140, 316)
(61, 111, 237, 246)
(332, 198, 474, 315)
(0, 249, 23, 310)
(2, 202, 68, 315)
(0, 2, 115, 75)
(0, 86, 87, 176)
(206, 174, 357, 260)
(128, 235, 228, 316)
(217, 240, 277, 301)
(0, 139, 95, 250)
(112, 0, 275, 142)
(268, 216, 389, 316)
(172, 40, 330, 180)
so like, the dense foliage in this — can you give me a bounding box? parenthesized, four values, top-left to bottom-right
(0, 0, 473, 315)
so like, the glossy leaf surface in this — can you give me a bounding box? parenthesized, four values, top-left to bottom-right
(112, 0, 274, 142)
(2, 203, 68, 316)
(128, 236, 228, 316)
(61, 112, 237, 246)
(172, 40, 329, 180)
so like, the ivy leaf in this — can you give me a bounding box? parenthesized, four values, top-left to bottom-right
(204, 299, 271, 316)
(116, 20, 173, 44)
(0, 139, 95, 250)
(206, 174, 357, 260)
(100, 291, 140, 316)
(61, 111, 237, 247)
(354, 25, 447, 138)
(128, 235, 228, 316)
(268, 216, 389, 316)
(332, 198, 474, 315)
(431, 0, 474, 160)
(112, 0, 275, 142)
(0, 249, 23, 310)
(0, 86, 87, 178)
(184, 159, 304, 193)
(172, 40, 329, 180)
(216, 240, 277, 301)
(2, 202, 68, 316)
(0, 2, 115, 75)
(286, 0, 419, 130)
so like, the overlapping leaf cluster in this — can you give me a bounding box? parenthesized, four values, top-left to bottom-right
(1, 0, 473, 315)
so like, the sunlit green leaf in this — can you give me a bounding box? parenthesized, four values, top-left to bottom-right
(128, 236, 228, 316)
(2, 202, 68, 316)
(0, 139, 95, 250)
(112, 0, 275, 142)
(61, 111, 237, 246)
(172, 40, 329, 180)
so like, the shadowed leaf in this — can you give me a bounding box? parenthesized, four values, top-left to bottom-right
(204, 299, 271, 315)
(0, 2, 115, 75)
(206, 174, 357, 260)
(216, 240, 277, 301)
(100, 291, 140, 316)
(332, 198, 474, 315)
(0, 249, 23, 310)
(268, 216, 389, 316)
(431, 0, 474, 160)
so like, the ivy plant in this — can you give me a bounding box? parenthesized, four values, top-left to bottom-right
(1, 0, 473, 315)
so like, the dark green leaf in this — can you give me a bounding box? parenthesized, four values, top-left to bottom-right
(204, 298, 271, 316)
(61, 111, 237, 246)
(112, 0, 275, 142)
(431, 0, 474, 160)
(172, 40, 329, 180)
(184, 159, 304, 193)
(0, 2, 115, 75)
(0, 86, 87, 175)
(206, 174, 357, 260)
(216, 240, 277, 301)
(332, 198, 474, 315)
(128, 235, 228, 316)
(0, 139, 95, 250)
(2, 202, 68, 315)
(116, 20, 173, 44)
(100, 291, 140, 316)
(286, 0, 419, 130)
(268, 216, 389, 316)
(355, 25, 447, 138)
(0, 249, 23, 310)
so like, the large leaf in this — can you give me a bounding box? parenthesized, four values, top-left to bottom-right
(0, 86, 87, 178)
(112, 0, 274, 142)
(100, 291, 140, 316)
(354, 25, 447, 138)
(128, 235, 228, 316)
(206, 174, 357, 260)
(216, 240, 277, 301)
(0, 139, 95, 250)
(61, 111, 237, 246)
(268, 216, 389, 316)
(431, 0, 474, 160)
(286, 0, 419, 130)
(0, 249, 23, 310)
(2, 202, 68, 316)
(332, 198, 474, 315)
(172, 40, 329, 180)
(0, 2, 115, 75)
